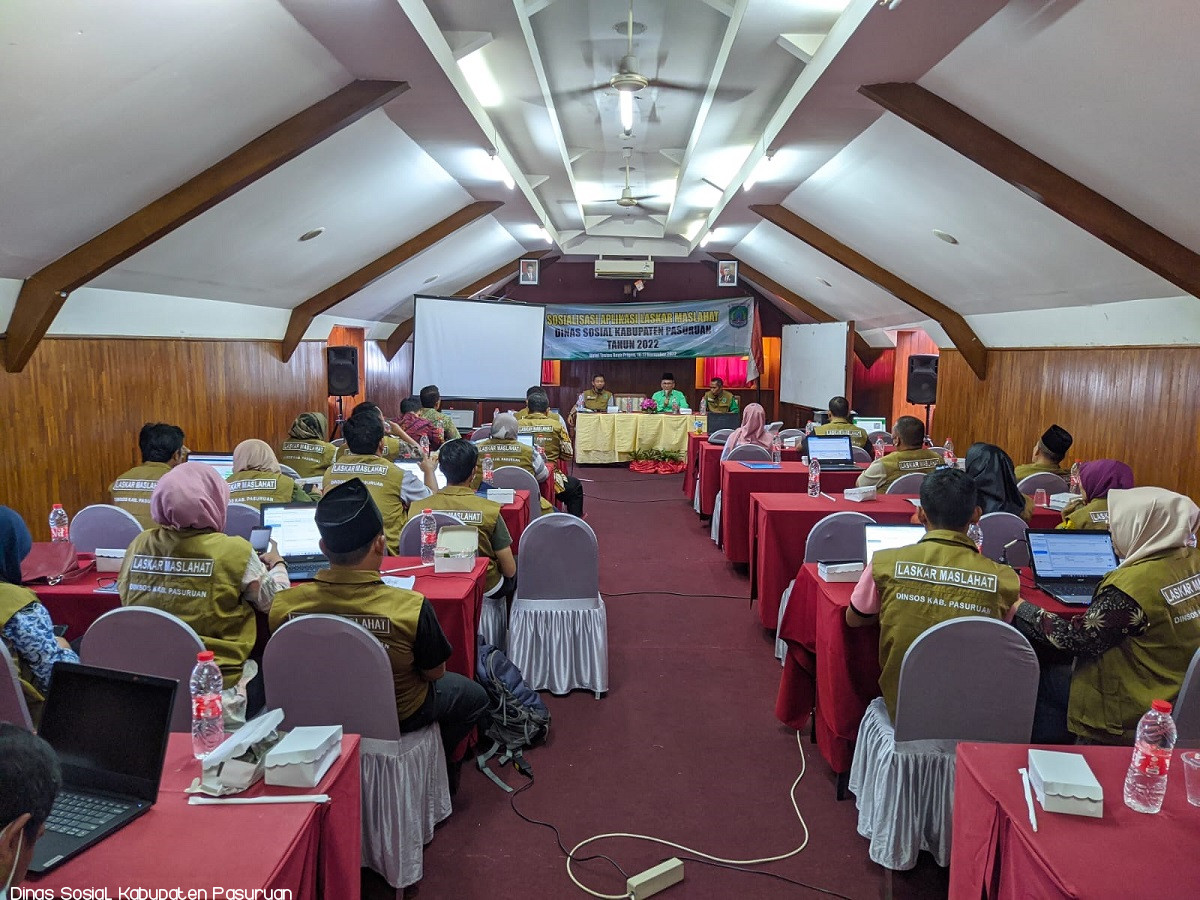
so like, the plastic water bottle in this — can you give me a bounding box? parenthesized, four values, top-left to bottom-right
(772, 436, 782, 464)
(419, 434, 430, 455)
(49, 504, 70, 542)
(1124, 699, 1177, 813)
(694, 417, 703, 433)
(807, 457, 821, 498)
(190, 650, 225, 759)
(923, 435, 934, 449)
(671, 398, 680, 414)
(943, 439, 956, 466)
(967, 523, 984, 552)
(482, 453, 494, 482)
(419, 508, 437, 564)
(874, 437, 885, 460)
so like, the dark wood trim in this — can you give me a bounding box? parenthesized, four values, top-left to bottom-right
(750, 203, 988, 379)
(455, 249, 552, 298)
(381, 319, 416, 362)
(860, 82, 1200, 302)
(4, 80, 410, 373)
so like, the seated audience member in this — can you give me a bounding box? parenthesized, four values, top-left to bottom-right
(323, 412, 437, 553)
(270, 479, 489, 791)
(0, 507, 79, 722)
(425, 440, 517, 600)
(111, 422, 187, 528)
(1012, 487, 1200, 745)
(345, 400, 418, 462)
(965, 442, 1034, 522)
(846, 468, 1019, 719)
(518, 392, 585, 516)
(854, 416, 942, 492)
(720, 403, 773, 461)
(474, 413, 551, 503)
(280, 412, 338, 479)
(516, 386, 565, 425)
(418, 385, 461, 441)
(651, 373, 689, 413)
(0, 723, 62, 892)
(119, 463, 289, 725)
(227, 439, 316, 508)
(699, 377, 740, 414)
(575, 374, 614, 413)
(395, 396, 444, 452)
(812, 396, 869, 448)
(1059, 459, 1134, 530)
(1014, 424, 1073, 481)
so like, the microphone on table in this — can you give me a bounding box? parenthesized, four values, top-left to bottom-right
(1001, 537, 1029, 572)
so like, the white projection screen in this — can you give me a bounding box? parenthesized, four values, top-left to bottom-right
(412, 296, 545, 399)
(780, 322, 852, 409)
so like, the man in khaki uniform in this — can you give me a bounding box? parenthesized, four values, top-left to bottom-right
(110, 422, 188, 528)
(473, 413, 553, 510)
(418, 385, 461, 441)
(814, 396, 869, 449)
(847, 467, 1019, 719)
(576, 374, 614, 413)
(518, 391, 584, 517)
(1014, 424, 1073, 482)
(270, 478, 489, 790)
(855, 416, 942, 492)
(699, 377, 739, 414)
(323, 412, 437, 554)
(516, 385, 566, 426)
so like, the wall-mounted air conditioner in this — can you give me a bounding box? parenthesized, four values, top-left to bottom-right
(594, 257, 654, 280)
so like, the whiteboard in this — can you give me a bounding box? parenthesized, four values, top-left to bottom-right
(780, 322, 851, 408)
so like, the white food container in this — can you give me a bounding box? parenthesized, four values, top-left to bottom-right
(265, 725, 343, 788)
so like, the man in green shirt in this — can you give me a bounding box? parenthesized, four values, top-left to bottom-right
(418, 385, 461, 442)
(814, 396, 869, 449)
(651, 372, 689, 413)
(854, 416, 942, 492)
(1014, 424, 1073, 481)
(110, 422, 187, 528)
(699, 377, 739, 414)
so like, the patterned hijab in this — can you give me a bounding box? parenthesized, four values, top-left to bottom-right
(288, 412, 328, 442)
(151, 462, 229, 532)
(1109, 487, 1200, 567)
(233, 439, 281, 474)
(0, 506, 32, 585)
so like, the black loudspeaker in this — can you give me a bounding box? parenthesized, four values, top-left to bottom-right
(326, 346, 359, 396)
(906, 354, 939, 405)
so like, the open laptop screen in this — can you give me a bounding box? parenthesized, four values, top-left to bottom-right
(853, 417, 887, 434)
(516, 434, 535, 449)
(864, 524, 926, 564)
(807, 435, 853, 461)
(188, 453, 234, 480)
(1028, 531, 1118, 578)
(261, 504, 324, 558)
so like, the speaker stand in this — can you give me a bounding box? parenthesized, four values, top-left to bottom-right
(331, 395, 347, 440)
(923, 403, 932, 438)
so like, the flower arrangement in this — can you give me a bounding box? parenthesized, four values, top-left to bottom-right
(640, 397, 658, 413)
(628, 447, 686, 474)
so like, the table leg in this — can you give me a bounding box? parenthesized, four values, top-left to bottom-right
(836, 771, 850, 801)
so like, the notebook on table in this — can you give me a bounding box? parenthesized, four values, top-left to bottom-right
(864, 524, 927, 564)
(260, 503, 328, 581)
(1027, 530, 1118, 605)
(806, 435, 860, 471)
(29, 663, 176, 874)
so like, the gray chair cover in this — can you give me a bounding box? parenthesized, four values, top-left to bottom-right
(977, 511, 1030, 567)
(479, 591, 509, 652)
(508, 514, 608, 697)
(223, 502, 260, 539)
(805, 511, 874, 564)
(867, 431, 890, 444)
(0, 647, 33, 730)
(80, 607, 205, 732)
(1016, 472, 1070, 497)
(930, 447, 948, 459)
(886, 473, 927, 495)
(69, 504, 143, 552)
(491, 465, 544, 520)
(332, 438, 346, 448)
(848, 617, 1038, 870)
(710, 492, 723, 544)
(1174, 647, 1200, 748)
(775, 577, 796, 663)
(767, 421, 784, 433)
(851, 446, 873, 464)
(279, 463, 301, 479)
(778, 429, 805, 441)
(264, 615, 450, 889)
(707, 429, 734, 444)
(710, 444, 773, 542)
(397, 512, 465, 557)
(470, 426, 492, 442)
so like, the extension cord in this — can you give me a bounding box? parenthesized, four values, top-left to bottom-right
(626, 858, 685, 899)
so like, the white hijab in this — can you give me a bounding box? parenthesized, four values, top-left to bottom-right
(1109, 487, 1200, 567)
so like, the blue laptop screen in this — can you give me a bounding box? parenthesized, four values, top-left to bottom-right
(1028, 531, 1118, 578)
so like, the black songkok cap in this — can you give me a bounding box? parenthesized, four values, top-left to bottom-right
(1040, 424, 1073, 457)
(315, 478, 384, 553)
(661, 372, 675, 381)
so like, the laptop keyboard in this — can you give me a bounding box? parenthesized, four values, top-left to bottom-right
(45, 791, 132, 837)
(287, 561, 325, 580)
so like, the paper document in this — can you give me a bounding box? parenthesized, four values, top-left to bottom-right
(382, 575, 416, 589)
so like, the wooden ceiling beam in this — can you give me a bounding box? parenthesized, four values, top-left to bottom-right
(454, 249, 553, 298)
(3, 79, 409, 373)
(750, 203, 988, 379)
(281, 200, 503, 361)
(381, 318, 416, 363)
(860, 82, 1200, 301)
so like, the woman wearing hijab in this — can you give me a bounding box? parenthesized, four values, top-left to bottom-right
(1058, 459, 1133, 530)
(965, 442, 1034, 522)
(0, 507, 79, 722)
(227, 439, 316, 509)
(1011, 487, 1200, 744)
(720, 403, 773, 461)
(279, 412, 338, 479)
(119, 463, 290, 726)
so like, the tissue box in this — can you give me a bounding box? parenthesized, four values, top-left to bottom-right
(1027, 749, 1104, 817)
(843, 486, 877, 503)
(434, 526, 477, 573)
(818, 560, 865, 582)
(265, 725, 343, 788)
(95, 549, 126, 572)
(486, 488, 515, 504)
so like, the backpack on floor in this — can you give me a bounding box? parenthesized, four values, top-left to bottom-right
(475, 639, 551, 790)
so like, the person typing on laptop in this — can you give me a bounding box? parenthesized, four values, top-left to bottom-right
(812, 396, 868, 449)
(1011, 487, 1200, 745)
(854, 416, 941, 492)
(0, 724, 61, 892)
(110, 422, 188, 528)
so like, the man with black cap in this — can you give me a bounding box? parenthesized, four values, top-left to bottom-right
(1014, 424, 1073, 481)
(651, 373, 688, 413)
(270, 479, 489, 790)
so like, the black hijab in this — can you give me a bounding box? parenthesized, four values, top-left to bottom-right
(965, 443, 1026, 517)
(0, 505, 33, 584)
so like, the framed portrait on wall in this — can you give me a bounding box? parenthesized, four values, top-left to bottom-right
(519, 258, 540, 285)
(717, 260, 738, 287)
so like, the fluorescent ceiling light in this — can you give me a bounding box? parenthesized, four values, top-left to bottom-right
(490, 151, 514, 190)
(458, 49, 502, 107)
(742, 149, 776, 192)
(619, 91, 634, 134)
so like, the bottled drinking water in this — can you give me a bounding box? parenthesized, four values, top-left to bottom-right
(670, 398, 680, 414)
(923, 435, 934, 449)
(49, 504, 70, 542)
(419, 508, 437, 565)
(419, 434, 430, 455)
(772, 436, 782, 464)
(190, 650, 225, 759)
(967, 523, 984, 552)
(807, 457, 821, 498)
(874, 437, 885, 460)
(943, 439, 956, 467)
(482, 453, 495, 483)
(1124, 699, 1176, 814)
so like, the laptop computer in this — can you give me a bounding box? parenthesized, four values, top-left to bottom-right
(29, 663, 176, 874)
(705, 411, 742, 434)
(853, 416, 887, 434)
(260, 503, 329, 580)
(516, 434, 535, 449)
(1027, 529, 1118, 605)
(188, 452, 234, 480)
(864, 524, 927, 564)
(806, 435, 860, 471)
(445, 408, 475, 430)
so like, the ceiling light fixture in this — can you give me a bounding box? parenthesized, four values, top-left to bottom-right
(618, 90, 634, 134)
(490, 149, 514, 190)
(743, 148, 776, 192)
(932, 229, 959, 245)
(817, 277, 832, 287)
(458, 48, 503, 107)
(422, 275, 439, 285)
(298, 228, 325, 242)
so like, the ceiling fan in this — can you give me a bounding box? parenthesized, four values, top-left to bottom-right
(591, 149, 668, 211)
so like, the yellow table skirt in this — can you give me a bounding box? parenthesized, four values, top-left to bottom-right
(575, 413, 706, 464)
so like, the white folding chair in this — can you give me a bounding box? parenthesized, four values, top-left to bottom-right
(886, 473, 927, 495)
(69, 504, 143, 552)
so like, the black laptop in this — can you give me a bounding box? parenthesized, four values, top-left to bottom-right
(260, 503, 328, 581)
(1027, 529, 1119, 605)
(29, 663, 176, 874)
(805, 435, 861, 471)
(705, 411, 742, 434)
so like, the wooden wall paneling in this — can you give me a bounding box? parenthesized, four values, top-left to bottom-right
(363, 338, 414, 416)
(853, 347, 896, 421)
(892, 330, 940, 433)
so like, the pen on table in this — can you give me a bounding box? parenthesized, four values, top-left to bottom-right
(1018, 767, 1038, 832)
(820, 492, 835, 502)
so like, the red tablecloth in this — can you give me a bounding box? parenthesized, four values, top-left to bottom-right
(696, 443, 809, 516)
(501, 489, 531, 554)
(29, 732, 361, 900)
(776, 564, 1079, 774)
(950, 742, 1200, 899)
(381, 556, 487, 679)
(684, 432, 707, 501)
(720, 461, 865, 564)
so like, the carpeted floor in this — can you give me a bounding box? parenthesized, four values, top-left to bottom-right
(374, 466, 949, 899)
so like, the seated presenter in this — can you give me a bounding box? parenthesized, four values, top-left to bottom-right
(574, 374, 614, 414)
(699, 377, 739, 414)
(651, 373, 689, 413)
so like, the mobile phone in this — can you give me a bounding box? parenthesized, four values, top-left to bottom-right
(250, 526, 272, 553)
(52, 624, 69, 637)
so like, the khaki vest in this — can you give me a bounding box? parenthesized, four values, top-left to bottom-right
(227, 471, 305, 509)
(0, 583, 47, 720)
(424, 486, 503, 591)
(701, 391, 738, 414)
(1068, 548, 1200, 743)
(873, 530, 1019, 720)
(472, 439, 535, 482)
(1063, 498, 1109, 530)
(271, 570, 431, 720)
(1014, 461, 1070, 481)
(581, 390, 613, 412)
(877, 449, 942, 490)
(518, 413, 571, 462)
(119, 528, 254, 690)
(324, 453, 410, 553)
(110, 462, 172, 528)
(814, 418, 869, 449)
(336, 435, 403, 463)
(279, 440, 337, 478)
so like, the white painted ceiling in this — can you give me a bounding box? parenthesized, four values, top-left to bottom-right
(0, 0, 1197, 348)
